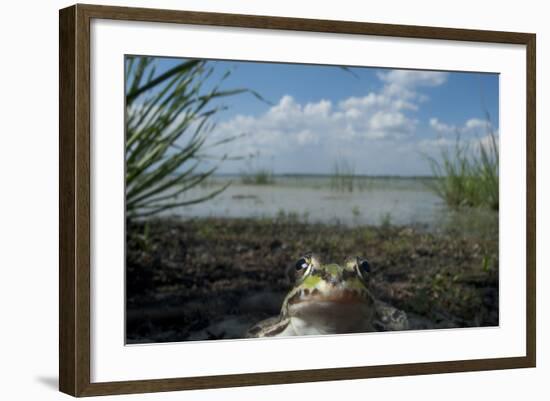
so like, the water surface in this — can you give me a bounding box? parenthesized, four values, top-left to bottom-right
(159, 175, 497, 236)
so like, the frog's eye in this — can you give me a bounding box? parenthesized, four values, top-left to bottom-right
(295, 257, 309, 271)
(359, 259, 371, 273)
(355, 257, 371, 280)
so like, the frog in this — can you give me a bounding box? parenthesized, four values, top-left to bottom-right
(246, 253, 408, 338)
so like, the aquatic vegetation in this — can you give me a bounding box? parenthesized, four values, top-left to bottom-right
(379, 212, 393, 229)
(426, 117, 499, 210)
(125, 56, 265, 220)
(240, 168, 275, 185)
(134, 222, 153, 253)
(330, 159, 356, 192)
(440, 208, 498, 240)
(275, 209, 300, 223)
(239, 150, 275, 185)
(362, 228, 376, 243)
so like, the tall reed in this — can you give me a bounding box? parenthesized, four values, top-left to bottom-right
(125, 56, 264, 220)
(426, 118, 499, 210)
(240, 169, 275, 185)
(330, 159, 356, 192)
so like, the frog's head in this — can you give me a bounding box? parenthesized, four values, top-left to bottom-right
(290, 252, 372, 301)
(281, 253, 375, 333)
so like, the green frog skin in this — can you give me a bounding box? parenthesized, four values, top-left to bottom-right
(246, 253, 408, 338)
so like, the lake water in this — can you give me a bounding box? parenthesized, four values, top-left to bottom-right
(159, 175, 497, 235)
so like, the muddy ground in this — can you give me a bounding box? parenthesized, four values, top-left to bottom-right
(126, 217, 498, 344)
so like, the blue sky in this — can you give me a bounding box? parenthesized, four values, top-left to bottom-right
(134, 56, 499, 176)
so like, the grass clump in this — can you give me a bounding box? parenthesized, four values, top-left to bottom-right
(240, 168, 275, 185)
(125, 56, 266, 220)
(330, 159, 356, 192)
(426, 118, 499, 210)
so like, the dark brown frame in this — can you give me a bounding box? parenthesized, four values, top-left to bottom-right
(59, 3, 536, 397)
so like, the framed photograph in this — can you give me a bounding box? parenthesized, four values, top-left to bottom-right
(59, 4, 536, 397)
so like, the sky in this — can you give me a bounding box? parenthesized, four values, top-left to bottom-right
(131, 56, 499, 176)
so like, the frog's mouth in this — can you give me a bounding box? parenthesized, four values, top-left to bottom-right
(287, 289, 374, 333)
(288, 288, 369, 306)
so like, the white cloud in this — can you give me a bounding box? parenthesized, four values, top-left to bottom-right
(430, 117, 495, 137)
(212, 69, 450, 157)
(296, 129, 317, 145)
(418, 133, 498, 163)
(423, 116, 499, 159)
(198, 69, 452, 174)
(465, 118, 490, 131)
(211, 93, 418, 159)
(476, 134, 499, 152)
(377, 70, 448, 104)
(377, 70, 448, 88)
(429, 118, 456, 135)
(417, 136, 455, 150)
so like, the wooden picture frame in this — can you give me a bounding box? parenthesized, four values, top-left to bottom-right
(59, 3, 536, 397)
